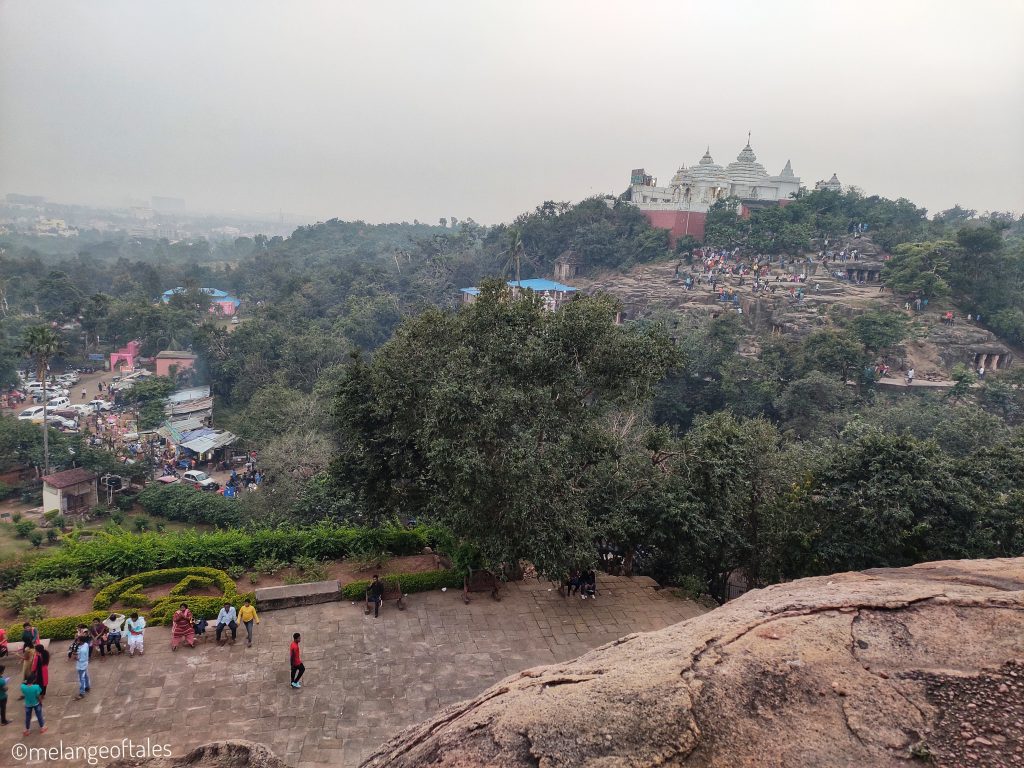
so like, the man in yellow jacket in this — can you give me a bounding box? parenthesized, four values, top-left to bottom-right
(239, 599, 260, 648)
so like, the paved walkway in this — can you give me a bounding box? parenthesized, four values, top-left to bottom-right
(0, 576, 703, 768)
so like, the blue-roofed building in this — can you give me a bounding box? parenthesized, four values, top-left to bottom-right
(459, 278, 579, 311)
(161, 287, 241, 316)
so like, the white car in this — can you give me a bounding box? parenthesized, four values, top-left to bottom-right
(182, 470, 220, 491)
(88, 399, 114, 412)
(47, 396, 71, 409)
(18, 406, 46, 421)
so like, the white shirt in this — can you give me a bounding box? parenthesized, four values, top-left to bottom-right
(103, 614, 125, 634)
(217, 607, 237, 625)
(125, 617, 146, 635)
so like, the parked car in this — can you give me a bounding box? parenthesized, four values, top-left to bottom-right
(17, 405, 46, 421)
(88, 399, 114, 411)
(182, 470, 220, 491)
(47, 396, 71, 409)
(231, 316, 240, 324)
(45, 414, 78, 429)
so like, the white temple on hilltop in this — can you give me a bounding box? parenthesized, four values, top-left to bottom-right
(626, 137, 807, 240)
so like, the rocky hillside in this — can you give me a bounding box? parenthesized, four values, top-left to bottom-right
(361, 558, 1024, 768)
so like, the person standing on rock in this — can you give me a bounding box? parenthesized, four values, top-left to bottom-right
(289, 633, 305, 689)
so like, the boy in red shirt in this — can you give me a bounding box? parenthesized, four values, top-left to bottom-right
(289, 633, 304, 689)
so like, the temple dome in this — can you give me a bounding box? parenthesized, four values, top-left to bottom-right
(725, 140, 769, 186)
(687, 148, 726, 184)
(777, 160, 796, 179)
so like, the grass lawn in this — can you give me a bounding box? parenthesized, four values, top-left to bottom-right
(0, 519, 36, 560)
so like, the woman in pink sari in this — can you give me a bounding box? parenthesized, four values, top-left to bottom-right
(170, 604, 196, 650)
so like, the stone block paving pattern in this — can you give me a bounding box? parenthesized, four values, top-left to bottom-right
(0, 575, 703, 768)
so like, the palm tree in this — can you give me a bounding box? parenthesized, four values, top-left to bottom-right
(20, 326, 64, 476)
(503, 229, 526, 285)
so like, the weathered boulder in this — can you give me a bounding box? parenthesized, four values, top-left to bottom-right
(361, 558, 1024, 768)
(107, 741, 289, 768)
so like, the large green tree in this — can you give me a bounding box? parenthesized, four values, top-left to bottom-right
(333, 283, 677, 578)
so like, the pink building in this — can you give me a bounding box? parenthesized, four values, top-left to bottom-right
(110, 340, 141, 373)
(154, 350, 197, 378)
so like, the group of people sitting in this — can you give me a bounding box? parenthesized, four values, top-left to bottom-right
(169, 599, 260, 650)
(564, 570, 598, 600)
(68, 612, 148, 660)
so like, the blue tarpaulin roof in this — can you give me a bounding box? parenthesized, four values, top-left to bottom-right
(459, 279, 578, 295)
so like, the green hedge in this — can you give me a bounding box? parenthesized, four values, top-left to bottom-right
(136, 483, 242, 527)
(6, 611, 111, 643)
(170, 575, 214, 595)
(21, 524, 445, 583)
(93, 567, 238, 611)
(341, 569, 463, 600)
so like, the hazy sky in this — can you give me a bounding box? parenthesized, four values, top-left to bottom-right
(2, 0, 1022, 224)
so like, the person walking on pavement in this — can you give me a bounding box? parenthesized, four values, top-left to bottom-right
(74, 632, 90, 700)
(289, 633, 304, 689)
(239, 599, 259, 647)
(368, 575, 384, 618)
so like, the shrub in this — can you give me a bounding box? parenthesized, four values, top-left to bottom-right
(12, 512, 23, 523)
(19, 604, 48, 624)
(0, 560, 28, 590)
(136, 483, 242, 527)
(28, 530, 44, 547)
(111, 511, 125, 525)
(254, 557, 285, 576)
(90, 505, 110, 518)
(133, 518, 149, 532)
(43, 509, 60, 523)
(248, 572, 259, 585)
(14, 520, 35, 538)
(0, 581, 47, 612)
(340, 569, 462, 600)
(116, 494, 135, 512)
(90, 572, 117, 589)
(225, 565, 245, 580)
(292, 555, 328, 582)
(48, 576, 83, 596)
(46, 529, 58, 543)
(53, 514, 66, 530)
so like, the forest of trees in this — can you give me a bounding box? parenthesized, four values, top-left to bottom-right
(2, 190, 1023, 600)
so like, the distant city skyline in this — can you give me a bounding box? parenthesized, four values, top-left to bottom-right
(1, 1, 1022, 226)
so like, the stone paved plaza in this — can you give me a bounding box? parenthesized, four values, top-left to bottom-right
(1, 575, 703, 768)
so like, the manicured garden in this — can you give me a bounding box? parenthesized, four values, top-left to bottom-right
(1, 520, 463, 640)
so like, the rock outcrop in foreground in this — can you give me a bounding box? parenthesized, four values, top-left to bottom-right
(362, 558, 1024, 768)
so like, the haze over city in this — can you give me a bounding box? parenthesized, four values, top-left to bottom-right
(1, 0, 1023, 223)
